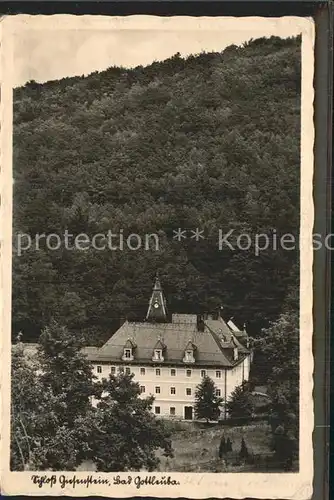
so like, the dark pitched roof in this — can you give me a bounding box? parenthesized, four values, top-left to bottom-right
(83, 315, 250, 368)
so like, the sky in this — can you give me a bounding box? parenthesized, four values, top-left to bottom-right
(12, 16, 302, 87)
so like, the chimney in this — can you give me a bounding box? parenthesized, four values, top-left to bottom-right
(197, 314, 205, 332)
(119, 316, 127, 327)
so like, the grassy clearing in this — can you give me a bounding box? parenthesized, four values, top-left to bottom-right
(78, 419, 298, 472)
(157, 420, 276, 472)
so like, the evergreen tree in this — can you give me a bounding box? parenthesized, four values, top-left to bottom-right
(194, 375, 222, 423)
(239, 437, 249, 460)
(226, 381, 254, 420)
(226, 437, 233, 452)
(90, 371, 173, 471)
(218, 435, 227, 459)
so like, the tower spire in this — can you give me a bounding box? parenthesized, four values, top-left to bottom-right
(146, 274, 168, 322)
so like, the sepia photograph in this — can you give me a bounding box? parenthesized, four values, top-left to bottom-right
(1, 14, 314, 498)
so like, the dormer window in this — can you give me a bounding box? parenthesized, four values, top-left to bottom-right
(152, 338, 165, 362)
(122, 339, 136, 361)
(183, 341, 196, 364)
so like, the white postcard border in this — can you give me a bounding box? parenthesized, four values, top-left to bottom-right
(0, 15, 315, 499)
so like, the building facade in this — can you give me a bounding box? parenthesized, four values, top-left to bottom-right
(83, 276, 251, 420)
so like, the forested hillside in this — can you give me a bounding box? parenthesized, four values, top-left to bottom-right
(12, 36, 301, 344)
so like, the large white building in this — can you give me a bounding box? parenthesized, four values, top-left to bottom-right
(83, 276, 251, 420)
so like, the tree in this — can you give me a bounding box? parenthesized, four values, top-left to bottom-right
(194, 375, 222, 423)
(11, 334, 82, 471)
(226, 381, 254, 420)
(252, 311, 299, 417)
(239, 437, 249, 461)
(218, 435, 227, 458)
(90, 371, 173, 471)
(13, 37, 301, 344)
(254, 312, 299, 470)
(11, 340, 42, 470)
(37, 320, 98, 426)
(25, 320, 100, 470)
(272, 425, 297, 471)
(226, 437, 233, 452)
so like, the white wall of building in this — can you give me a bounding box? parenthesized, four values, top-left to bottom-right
(91, 356, 251, 420)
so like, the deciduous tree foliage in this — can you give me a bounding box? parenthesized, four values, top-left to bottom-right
(12, 36, 300, 344)
(252, 311, 299, 416)
(11, 322, 173, 471)
(90, 372, 173, 471)
(11, 341, 42, 470)
(253, 312, 299, 469)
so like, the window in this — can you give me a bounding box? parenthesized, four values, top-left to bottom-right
(154, 350, 162, 360)
(185, 350, 192, 361)
(124, 349, 132, 359)
(216, 370, 222, 378)
(170, 407, 176, 416)
(170, 387, 176, 395)
(140, 386, 145, 394)
(155, 386, 161, 394)
(156, 368, 161, 376)
(186, 369, 192, 377)
(140, 367, 146, 375)
(97, 366, 102, 374)
(171, 369, 176, 376)
(110, 366, 116, 375)
(201, 370, 206, 378)
(186, 388, 192, 396)
(216, 389, 221, 397)
(125, 367, 131, 375)
(155, 406, 161, 415)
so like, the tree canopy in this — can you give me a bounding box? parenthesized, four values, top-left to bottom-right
(11, 323, 173, 471)
(253, 311, 299, 469)
(91, 372, 173, 471)
(226, 380, 254, 419)
(12, 36, 300, 344)
(194, 375, 222, 422)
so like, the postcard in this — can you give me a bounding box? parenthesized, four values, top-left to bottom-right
(0, 14, 314, 498)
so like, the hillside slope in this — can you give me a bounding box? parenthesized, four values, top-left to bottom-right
(12, 36, 301, 343)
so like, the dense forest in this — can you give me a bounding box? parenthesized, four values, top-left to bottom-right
(12, 36, 301, 345)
